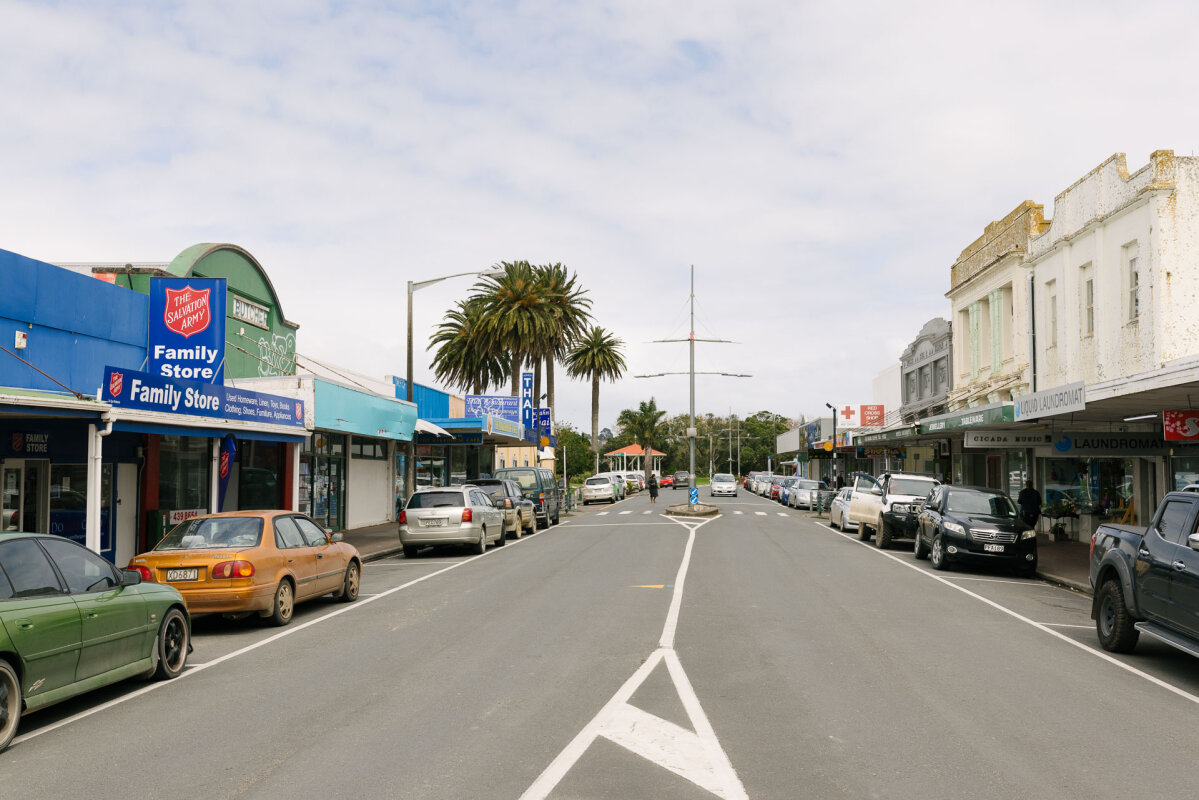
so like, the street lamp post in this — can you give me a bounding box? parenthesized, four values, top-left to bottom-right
(825, 402, 837, 488)
(405, 268, 502, 502)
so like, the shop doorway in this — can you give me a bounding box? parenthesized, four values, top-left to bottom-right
(986, 456, 1002, 490)
(1, 459, 49, 533)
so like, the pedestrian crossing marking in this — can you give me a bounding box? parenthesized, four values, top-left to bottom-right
(642, 510, 653, 515)
(597, 511, 609, 516)
(755, 511, 767, 516)
(778, 512, 788, 517)
(733, 510, 743, 515)
(620, 510, 633, 515)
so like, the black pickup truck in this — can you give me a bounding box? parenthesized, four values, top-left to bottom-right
(1089, 491, 1199, 657)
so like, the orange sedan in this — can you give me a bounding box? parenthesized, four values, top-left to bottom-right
(127, 510, 361, 626)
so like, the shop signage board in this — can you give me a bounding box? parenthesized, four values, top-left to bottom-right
(102, 366, 305, 427)
(167, 508, 206, 525)
(919, 404, 1013, 434)
(465, 395, 519, 421)
(964, 431, 1053, 448)
(1013, 381, 1086, 421)
(521, 373, 534, 429)
(489, 416, 522, 438)
(857, 426, 917, 444)
(860, 404, 885, 427)
(230, 294, 269, 329)
(1043, 432, 1170, 457)
(1164, 410, 1199, 441)
(417, 432, 482, 445)
(148, 277, 227, 383)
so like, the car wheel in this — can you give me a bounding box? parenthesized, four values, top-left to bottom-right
(830, 510, 839, 530)
(552, 511, 560, 525)
(1096, 578, 1139, 652)
(152, 607, 189, 679)
(339, 561, 361, 602)
(876, 518, 893, 549)
(496, 523, 506, 547)
(269, 580, 295, 627)
(403, 544, 419, 559)
(0, 660, 20, 753)
(858, 523, 871, 542)
(930, 534, 950, 571)
(913, 531, 927, 560)
(512, 518, 523, 539)
(525, 516, 536, 535)
(475, 526, 487, 555)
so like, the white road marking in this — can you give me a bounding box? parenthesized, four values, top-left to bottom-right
(946, 575, 1039, 586)
(823, 523, 1199, 707)
(521, 514, 745, 799)
(11, 524, 541, 748)
(733, 510, 743, 515)
(777, 512, 788, 517)
(597, 511, 609, 516)
(1040, 623, 1093, 629)
(554, 523, 680, 527)
(643, 510, 654, 515)
(754, 511, 767, 516)
(620, 510, 633, 515)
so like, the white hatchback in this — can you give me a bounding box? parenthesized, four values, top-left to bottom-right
(582, 476, 616, 504)
(709, 473, 738, 497)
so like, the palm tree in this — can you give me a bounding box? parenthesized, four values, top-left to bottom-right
(617, 398, 667, 485)
(565, 326, 627, 457)
(429, 297, 509, 395)
(535, 263, 592, 431)
(472, 261, 553, 398)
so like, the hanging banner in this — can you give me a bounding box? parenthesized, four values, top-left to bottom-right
(148, 277, 227, 383)
(217, 434, 237, 511)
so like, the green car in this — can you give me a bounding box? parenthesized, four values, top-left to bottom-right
(0, 532, 191, 751)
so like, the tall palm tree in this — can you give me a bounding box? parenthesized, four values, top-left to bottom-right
(564, 326, 627, 457)
(535, 263, 592, 431)
(617, 398, 667, 485)
(472, 261, 553, 398)
(429, 297, 509, 395)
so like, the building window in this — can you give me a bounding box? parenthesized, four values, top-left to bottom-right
(1128, 255, 1139, 321)
(1046, 281, 1058, 348)
(1083, 274, 1094, 336)
(350, 436, 387, 459)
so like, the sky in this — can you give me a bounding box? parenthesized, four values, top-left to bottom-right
(5, 0, 1199, 433)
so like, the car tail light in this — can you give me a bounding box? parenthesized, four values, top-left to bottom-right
(462, 508, 473, 523)
(1089, 531, 1097, 561)
(212, 560, 255, 579)
(538, 492, 545, 506)
(505, 499, 513, 509)
(399, 510, 407, 525)
(128, 564, 152, 582)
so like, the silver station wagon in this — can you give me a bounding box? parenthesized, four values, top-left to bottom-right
(400, 486, 505, 558)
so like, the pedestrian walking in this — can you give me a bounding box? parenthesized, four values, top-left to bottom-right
(1017, 480, 1042, 529)
(835, 472, 845, 490)
(648, 474, 659, 503)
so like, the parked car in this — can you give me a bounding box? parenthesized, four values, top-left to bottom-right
(788, 479, 822, 510)
(709, 473, 738, 497)
(915, 485, 1037, 575)
(1090, 491, 1199, 655)
(849, 472, 940, 548)
(829, 487, 857, 530)
(494, 466, 561, 528)
(659, 474, 675, 488)
(400, 486, 504, 557)
(470, 478, 535, 539)
(582, 476, 617, 504)
(756, 474, 775, 496)
(0, 532, 191, 751)
(777, 477, 797, 505)
(769, 476, 788, 501)
(129, 510, 362, 626)
(673, 471, 691, 490)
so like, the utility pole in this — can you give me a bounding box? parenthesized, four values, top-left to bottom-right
(636, 265, 749, 498)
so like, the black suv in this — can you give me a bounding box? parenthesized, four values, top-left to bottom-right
(672, 471, 691, 490)
(494, 466, 561, 528)
(915, 485, 1037, 576)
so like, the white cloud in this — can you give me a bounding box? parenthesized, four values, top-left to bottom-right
(4, 0, 1199, 432)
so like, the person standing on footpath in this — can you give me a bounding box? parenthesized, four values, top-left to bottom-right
(648, 474, 659, 503)
(1017, 480, 1042, 529)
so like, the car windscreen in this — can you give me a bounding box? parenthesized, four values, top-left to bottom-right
(712, 474, 734, 482)
(499, 470, 539, 490)
(157, 517, 264, 550)
(407, 491, 465, 509)
(586, 478, 610, 486)
(945, 491, 1018, 518)
(798, 480, 820, 489)
(889, 478, 937, 496)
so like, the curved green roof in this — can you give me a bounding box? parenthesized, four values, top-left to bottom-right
(166, 244, 296, 330)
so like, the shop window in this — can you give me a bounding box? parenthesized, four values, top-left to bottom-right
(1171, 456, 1199, 491)
(159, 436, 211, 512)
(238, 440, 284, 510)
(351, 436, 387, 459)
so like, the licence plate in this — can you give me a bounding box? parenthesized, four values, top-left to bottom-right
(983, 544, 1005, 554)
(166, 568, 198, 581)
(423, 518, 446, 528)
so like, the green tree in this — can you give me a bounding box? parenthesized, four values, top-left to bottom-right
(553, 422, 595, 483)
(536, 263, 592, 431)
(564, 326, 627, 456)
(472, 261, 553, 397)
(429, 297, 509, 395)
(616, 398, 668, 485)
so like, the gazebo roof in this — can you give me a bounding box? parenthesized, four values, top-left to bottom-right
(603, 444, 666, 457)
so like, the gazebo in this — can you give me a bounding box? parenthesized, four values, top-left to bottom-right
(603, 444, 666, 476)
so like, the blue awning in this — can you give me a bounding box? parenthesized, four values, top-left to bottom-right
(111, 419, 307, 444)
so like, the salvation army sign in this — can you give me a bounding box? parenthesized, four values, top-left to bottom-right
(102, 366, 305, 428)
(149, 277, 227, 383)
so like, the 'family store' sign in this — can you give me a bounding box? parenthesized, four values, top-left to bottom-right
(102, 367, 305, 428)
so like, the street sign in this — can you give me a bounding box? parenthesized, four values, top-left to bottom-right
(689, 487, 698, 505)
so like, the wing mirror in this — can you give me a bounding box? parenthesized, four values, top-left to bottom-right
(1189, 532, 1199, 552)
(120, 569, 142, 586)
(331, 533, 344, 542)
(870, 486, 883, 496)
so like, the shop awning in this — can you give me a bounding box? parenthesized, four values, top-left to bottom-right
(415, 419, 453, 437)
(0, 387, 108, 419)
(108, 409, 308, 444)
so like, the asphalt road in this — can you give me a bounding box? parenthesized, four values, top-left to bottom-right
(4, 489, 1199, 799)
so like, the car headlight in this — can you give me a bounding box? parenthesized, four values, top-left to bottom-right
(942, 521, 967, 536)
(891, 503, 908, 514)
(1021, 529, 1037, 540)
